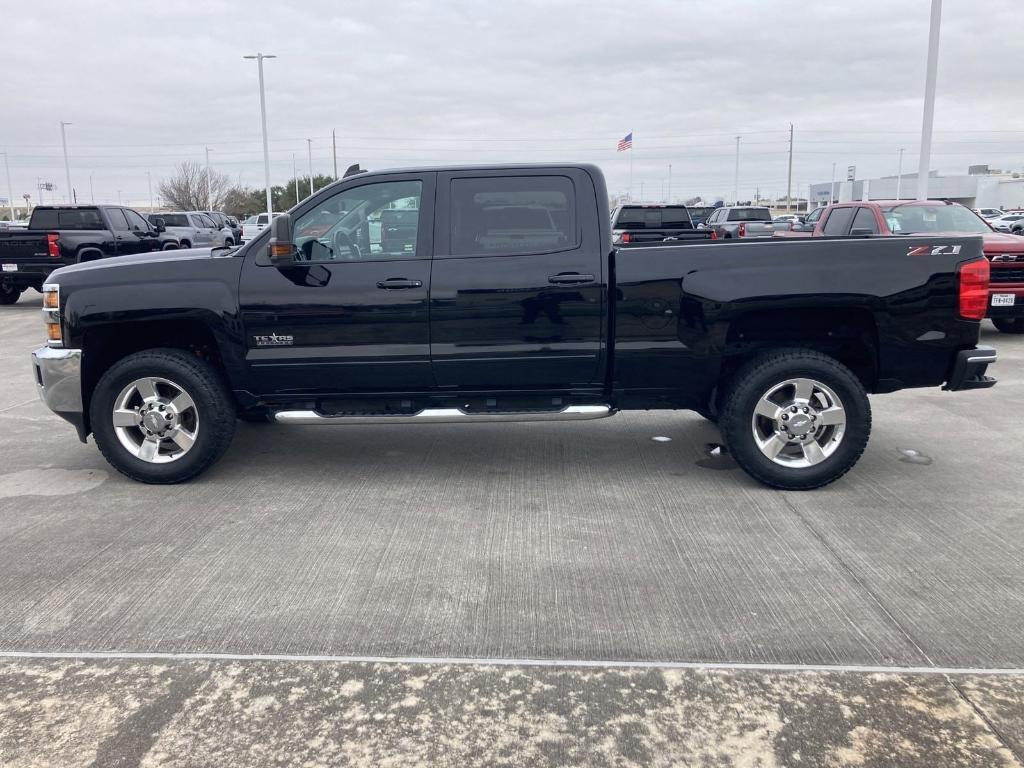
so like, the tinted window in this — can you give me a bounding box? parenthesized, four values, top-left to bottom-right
(805, 207, 822, 224)
(106, 208, 130, 231)
(292, 179, 422, 263)
(614, 206, 692, 230)
(256, 214, 268, 225)
(823, 207, 855, 235)
(450, 175, 575, 256)
(29, 208, 105, 230)
(124, 209, 150, 231)
(851, 207, 878, 234)
(727, 208, 772, 222)
(153, 213, 190, 227)
(198, 214, 217, 228)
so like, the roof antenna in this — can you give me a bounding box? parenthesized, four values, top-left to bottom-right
(343, 163, 366, 178)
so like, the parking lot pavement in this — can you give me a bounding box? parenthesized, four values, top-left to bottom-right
(2, 290, 1023, 764)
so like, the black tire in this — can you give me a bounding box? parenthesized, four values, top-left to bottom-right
(0, 283, 23, 305)
(180, 241, 191, 249)
(719, 348, 871, 490)
(992, 318, 1024, 334)
(90, 348, 236, 484)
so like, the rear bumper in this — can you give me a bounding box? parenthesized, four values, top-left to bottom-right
(1, 262, 58, 288)
(30, 346, 88, 441)
(943, 346, 997, 392)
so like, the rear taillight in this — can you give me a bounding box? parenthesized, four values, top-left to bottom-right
(621, 231, 631, 244)
(46, 233, 60, 258)
(958, 258, 990, 321)
(709, 230, 718, 240)
(738, 222, 747, 237)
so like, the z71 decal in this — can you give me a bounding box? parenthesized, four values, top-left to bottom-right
(907, 244, 963, 256)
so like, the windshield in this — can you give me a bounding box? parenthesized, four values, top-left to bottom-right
(880, 204, 992, 234)
(614, 206, 692, 229)
(727, 208, 772, 222)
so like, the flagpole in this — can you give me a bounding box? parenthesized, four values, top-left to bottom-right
(629, 129, 634, 201)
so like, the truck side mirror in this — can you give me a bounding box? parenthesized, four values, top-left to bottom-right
(269, 213, 296, 267)
(151, 217, 166, 233)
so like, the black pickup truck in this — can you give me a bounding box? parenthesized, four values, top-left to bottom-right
(31, 164, 997, 489)
(0, 205, 174, 303)
(611, 203, 716, 246)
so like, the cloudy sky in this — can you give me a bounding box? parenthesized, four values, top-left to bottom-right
(4, 0, 1023, 208)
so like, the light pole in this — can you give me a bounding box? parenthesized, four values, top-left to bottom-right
(830, 162, 836, 204)
(667, 163, 672, 203)
(204, 147, 212, 210)
(917, 0, 942, 200)
(786, 123, 794, 213)
(306, 138, 314, 197)
(60, 121, 73, 203)
(146, 171, 153, 212)
(292, 152, 300, 204)
(2, 152, 15, 222)
(896, 148, 905, 200)
(89, 173, 94, 203)
(733, 136, 741, 204)
(243, 53, 277, 218)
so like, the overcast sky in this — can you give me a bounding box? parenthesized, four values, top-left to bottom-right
(4, 0, 1023, 208)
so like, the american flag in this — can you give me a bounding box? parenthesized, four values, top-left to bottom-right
(617, 132, 633, 151)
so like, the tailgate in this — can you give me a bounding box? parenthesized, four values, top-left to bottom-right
(0, 231, 58, 279)
(742, 222, 776, 237)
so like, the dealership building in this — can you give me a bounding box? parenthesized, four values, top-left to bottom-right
(809, 166, 1024, 209)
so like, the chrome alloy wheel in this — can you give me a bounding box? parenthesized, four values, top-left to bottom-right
(750, 377, 847, 468)
(112, 377, 199, 463)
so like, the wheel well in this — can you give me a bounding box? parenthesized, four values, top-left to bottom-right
(77, 247, 104, 263)
(721, 308, 879, 392)
(81, 320, 233, 431)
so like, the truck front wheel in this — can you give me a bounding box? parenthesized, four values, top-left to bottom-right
(89, 348, 236, 484)
(718, 349, 871, 490)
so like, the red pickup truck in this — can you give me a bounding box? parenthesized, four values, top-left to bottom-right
(779, 200, 1024, 333)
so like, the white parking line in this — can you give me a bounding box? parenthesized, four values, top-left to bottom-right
(0, 650, 1021, 676)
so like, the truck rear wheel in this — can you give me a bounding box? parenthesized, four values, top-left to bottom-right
(718, 349, 871, 490)
(0, 283, 23, 305)
(89, 348, 236, 484)
(992, 318, 1024, 334)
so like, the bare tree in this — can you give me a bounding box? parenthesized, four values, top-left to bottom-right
(157, 161, 235, 210)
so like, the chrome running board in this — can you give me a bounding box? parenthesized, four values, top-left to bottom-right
(274, 404, 614, 425)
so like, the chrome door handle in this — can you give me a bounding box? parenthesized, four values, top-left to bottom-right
(376, 278, 423, 289)
(548, 273, 595, 285)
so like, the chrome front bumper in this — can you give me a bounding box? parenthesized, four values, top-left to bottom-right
(31, 346, 83, 418)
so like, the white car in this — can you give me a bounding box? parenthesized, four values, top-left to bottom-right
(241, 212, 280, 243)
(990, 212, 1024, 233)
(974, 207, 1004, 219)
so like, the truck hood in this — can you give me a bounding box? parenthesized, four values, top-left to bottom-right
(981, 232, 1024, 254)
(49, 246, 230, 280)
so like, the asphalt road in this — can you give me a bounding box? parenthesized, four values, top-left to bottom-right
(1, 290, 1022, 766)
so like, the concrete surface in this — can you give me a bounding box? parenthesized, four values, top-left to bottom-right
(1, 290, 1023, 765)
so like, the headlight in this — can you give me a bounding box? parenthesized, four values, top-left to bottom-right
(41, 284, 62, 347)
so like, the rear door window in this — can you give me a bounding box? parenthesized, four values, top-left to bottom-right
(449, 175, 576, 256)
(614, 207, 692, 230)
(727, 208, 772, 222)
(822, 207, 855, 235)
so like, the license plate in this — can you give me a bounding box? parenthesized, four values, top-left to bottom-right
(1, 263, 16, 272)
(992, 293, 1016, 307)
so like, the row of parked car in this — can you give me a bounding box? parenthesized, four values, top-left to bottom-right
(610, 198, 1024, 333)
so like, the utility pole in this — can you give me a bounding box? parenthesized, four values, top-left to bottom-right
(306, 138, 315, 196)
(204, 147, 212, 210)
(89, 173, 94, 203)
(292, 153, 300, 204)
(896, 148, 905, 200)
(667, 164, 672, 203)
(243, 53, 277, 218)
(917, 0, 942, 200)
(2, 153, 15, 222)
(59, 121, 72, 205)
(332, 129, 338, 179)
(830, 162, 836, 204)
(733, 136, 741, 204)
(146, 171, 153, 211)
(786, 123, 794, 213)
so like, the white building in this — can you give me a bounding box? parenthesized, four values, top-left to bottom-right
(809, 167, 1024, 210)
